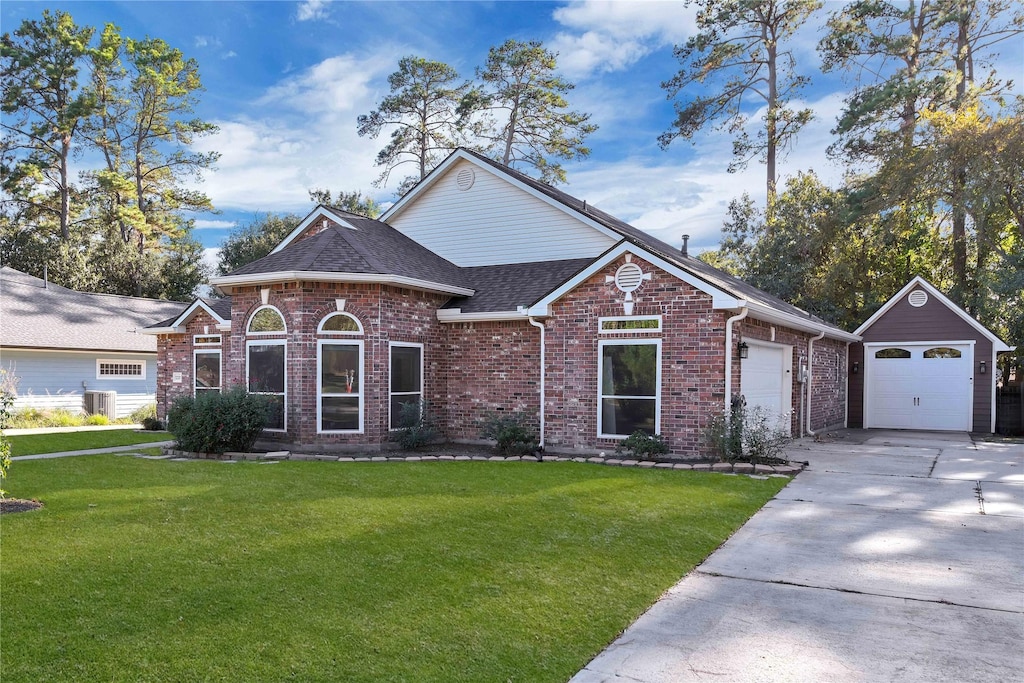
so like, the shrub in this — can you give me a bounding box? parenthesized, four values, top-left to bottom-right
(480, 412, 538, 457)
(141, 416, 165, 431)
(704, 398, 791, 464)
(128, 403, 157, 424)
(0, 390, 12, 498)
(391, 400, 440, 450)
(85, 414, 110, 426)
(167, 387, 271, 454)
(616, 430, 670, 458)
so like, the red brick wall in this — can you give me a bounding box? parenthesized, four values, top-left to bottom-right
(156, 310, 231, 420)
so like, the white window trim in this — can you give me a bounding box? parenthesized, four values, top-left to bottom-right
(246, 339, 287, 432)
(246, 305, 287, 336)
(317, 338, 364, 434)
(193, 348, 222, 396)
(597, 338, 662, 439)
(598, 315, 662, 334)
(193, 334, 222, 346)
(389, 341, 424, 431)
(317, 312, 364, 335)
(96, 359, 146, 380)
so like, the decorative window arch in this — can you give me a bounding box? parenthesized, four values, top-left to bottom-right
(318, 312, 363, 335)
(247, 305, 287, 335)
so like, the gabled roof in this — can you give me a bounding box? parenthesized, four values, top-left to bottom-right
(0, 266, 188, 353)
(212, 209, 473, 297)
(855, 276, 1011, 351)
(442, 259, 593, 314)
(144, 297, 232, 334)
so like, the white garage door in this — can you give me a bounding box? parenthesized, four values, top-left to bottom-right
(740, 342, 792, 431)
(865, 343, 972, 431)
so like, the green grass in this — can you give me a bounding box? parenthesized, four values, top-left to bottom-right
(1, 457, 788, 682)
(6, 429, 170, 456)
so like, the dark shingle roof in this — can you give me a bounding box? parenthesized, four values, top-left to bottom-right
(147, 296, 232, 330)
(228, 209, 467, 289)
(444, 259, 593, 313)
(1, 266, 189, 352)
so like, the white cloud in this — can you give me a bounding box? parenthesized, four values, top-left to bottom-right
(193, 219, 237, 230)
(296, 0, 330, 22)
(222, 51, 238, 60)
(194, 35, 221, 49)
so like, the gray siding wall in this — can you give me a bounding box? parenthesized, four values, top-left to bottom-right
(851, 286, 995, 432)
(0, 349, 157, 418)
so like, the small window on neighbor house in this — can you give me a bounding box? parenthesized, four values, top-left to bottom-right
(875, 348, 911, 359)
(194, 335, 221, 346)
(599, 316, 662, 333)
(97, 360, 145, 379)
(924, 347, 962, 359)
(318, 312, 362, 335)
(247, 306, 286, 334)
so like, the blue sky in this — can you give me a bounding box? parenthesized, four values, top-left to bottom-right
(4, 0, 1022, 266)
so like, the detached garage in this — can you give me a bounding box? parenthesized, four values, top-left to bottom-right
(849, 277, 1011, 433)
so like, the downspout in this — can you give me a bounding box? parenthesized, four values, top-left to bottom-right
(724, 307, 749, 413)
(806, 330, 826, 436)
(528, 317, 546, 449)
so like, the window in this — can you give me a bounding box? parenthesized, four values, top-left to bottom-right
(390, 343, 423, 429)
(318, 312, 363, 335)
(194, 350, 221, 395)
(247, 341, 286, 430)
(319, 340, 362, 432)
(97, 360, 145, 379)
(599, 340, 660, 438)
(599, 316, 661, 333)
(924, 347, 962, 359)
(193, 335, 221, 346)
(875, 348, 911, 359)
(247, 306, 286, 334)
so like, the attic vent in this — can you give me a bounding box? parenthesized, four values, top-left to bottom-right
(908, 290, 928, 308)
(614, 263, 644, 293)
(456, 167, 475, 191)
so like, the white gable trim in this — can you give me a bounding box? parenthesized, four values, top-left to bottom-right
(525, 241, 743, 316)
(271, 206, 360, 255)
(141, 299, 230, 336)
(855, 276, 1010, 351)
(381, 150, 622, 244)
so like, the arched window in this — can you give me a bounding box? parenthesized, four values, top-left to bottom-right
(924, 347, 962, 359)
(246, 305, 286, 431)
(247, 306, 286, 334)
(875, 348, 911, 359)
(317, 312, 363, 335)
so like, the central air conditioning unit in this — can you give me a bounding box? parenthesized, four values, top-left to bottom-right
(84, 390, 117, 419)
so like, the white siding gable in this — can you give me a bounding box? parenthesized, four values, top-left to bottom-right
(387, 159, 617, 266)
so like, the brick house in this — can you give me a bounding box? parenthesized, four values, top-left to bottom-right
(145, 149, 859, 455)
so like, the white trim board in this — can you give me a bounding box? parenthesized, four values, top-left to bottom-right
(270, 206, 360, 255)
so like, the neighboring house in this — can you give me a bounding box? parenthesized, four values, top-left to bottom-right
(0, 267, 189, 419)
(146, 149, 861, 456)
(849, 276, 1011, 434)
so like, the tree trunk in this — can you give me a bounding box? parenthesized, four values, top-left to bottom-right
(59, 136, 71, 241)
(950, 1, 972, 306)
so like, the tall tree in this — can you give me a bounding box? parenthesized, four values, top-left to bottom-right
(307, 188, 381, 218)
(660, 0, 821, 213)
(472, 39, 596, 185)
(1, 10, 95, 242)
(217, 213, 303, 275)
(357, 56, 476, 194)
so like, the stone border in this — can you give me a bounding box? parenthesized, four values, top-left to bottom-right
(160, 448, 804, 476)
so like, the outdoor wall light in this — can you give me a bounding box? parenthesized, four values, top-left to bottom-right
(737, 341, 749, 359)
(851, 361, 860, 375)
(979, 360, 987, 375)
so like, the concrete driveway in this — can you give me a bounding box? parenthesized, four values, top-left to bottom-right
(572, 431, 1024, 683)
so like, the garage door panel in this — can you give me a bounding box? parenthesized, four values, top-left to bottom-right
(866, 344, 971, 431)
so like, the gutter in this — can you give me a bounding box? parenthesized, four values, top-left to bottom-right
(528, 317, 546, 449)
(723, 305, 748, 414)
(806, 330, 826, 436)
(210, 270, 475, 298)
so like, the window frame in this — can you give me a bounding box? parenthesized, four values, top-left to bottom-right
(598, 315, 662, 334)
(246, 339, 287, 432)
(193, 348, 222, 396)
(597, 338, 662, 439)
(317, 338, 364, 434)
(193, 334, 222, 346)
(96, 359, 146, 380)
(389, 341, 424, 431)
(246, 305, 287, 336)
(317, 312, 364, 336)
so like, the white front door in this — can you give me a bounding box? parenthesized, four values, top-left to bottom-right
(865, 343, 973, 431)
(740, 341, 793, 431)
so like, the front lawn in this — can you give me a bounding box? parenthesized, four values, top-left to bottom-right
(6, 429, 170, 456)
(1, 457, 788, 682)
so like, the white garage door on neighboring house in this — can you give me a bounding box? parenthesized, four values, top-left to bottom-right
(865, 343, 973, 431)
(740, 341, 793, 432)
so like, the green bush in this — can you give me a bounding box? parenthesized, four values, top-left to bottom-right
(704, 398, 791, 464)
(167, 387, 271, 454)
(391, 400, 440, 450)
(85, 414, 110, 426)
(480, 412, 538, 457)
(141, 416, 165, 431)
(616, 430, 670, 458)
(9, 407, 87, 429)
(128, 403, 157, 424)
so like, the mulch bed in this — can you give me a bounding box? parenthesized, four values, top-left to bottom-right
(0, 498, 43, 514)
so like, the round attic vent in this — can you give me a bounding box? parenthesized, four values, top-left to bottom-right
(456, 167, 475, 191)
(908, 290, 928, 307)
(614, 263, 645, 293)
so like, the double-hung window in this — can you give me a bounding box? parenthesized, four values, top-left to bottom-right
(390, 343, 423, 429)
(246, 306, 287, 431)
(598, 339, 661, 438)
(318, 313, 363, 433)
